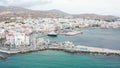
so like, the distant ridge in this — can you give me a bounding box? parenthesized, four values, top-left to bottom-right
(0, 6, 119, 22)
(72, 14, 119, 22)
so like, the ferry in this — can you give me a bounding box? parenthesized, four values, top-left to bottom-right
(47, 31, 57, 37)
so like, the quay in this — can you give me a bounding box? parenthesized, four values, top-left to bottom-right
(0, 41, 120, 56)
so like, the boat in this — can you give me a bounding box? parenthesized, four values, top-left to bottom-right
(47, 31, 57, 37)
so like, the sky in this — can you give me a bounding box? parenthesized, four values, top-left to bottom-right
(0, 0, 120, 16)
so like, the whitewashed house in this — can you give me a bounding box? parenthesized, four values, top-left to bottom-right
(0, 29, 5, 38)
(5, 32, 30, 48)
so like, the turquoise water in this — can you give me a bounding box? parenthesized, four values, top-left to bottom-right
(0, 51, 120, 68)
(44, 28, 120, 50)
(0, 28, 120, 68)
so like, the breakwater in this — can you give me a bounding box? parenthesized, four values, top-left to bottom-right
(0, 41, 120, 58)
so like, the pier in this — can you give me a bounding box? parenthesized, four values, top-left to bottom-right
(0, 41, 120, 56)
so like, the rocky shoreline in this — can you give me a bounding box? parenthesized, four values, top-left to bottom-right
(0, 55, 7, 60)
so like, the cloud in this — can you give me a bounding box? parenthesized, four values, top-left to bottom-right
(0, 0, 120, 16)
(0, 0, 52, 7)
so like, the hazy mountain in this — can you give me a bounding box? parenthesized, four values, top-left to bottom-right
(0, 6, 119, 22)
(47, 9, 69, 15)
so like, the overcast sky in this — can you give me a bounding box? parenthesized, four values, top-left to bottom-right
(0, 0, 120, 16)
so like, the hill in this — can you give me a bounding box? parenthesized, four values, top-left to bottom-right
(0, 6, 119, 22)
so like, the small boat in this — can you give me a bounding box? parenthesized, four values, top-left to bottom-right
(47, 31, 57, 37)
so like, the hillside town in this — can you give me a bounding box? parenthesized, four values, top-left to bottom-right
(1, 0, 120, 68)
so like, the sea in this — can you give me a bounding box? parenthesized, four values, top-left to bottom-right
(0, 27, 120, 68)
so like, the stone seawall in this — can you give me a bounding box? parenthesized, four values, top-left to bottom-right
(0, 41, 120, 58)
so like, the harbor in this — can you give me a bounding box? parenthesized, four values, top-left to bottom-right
(0, 27, 120, 59)
(0, 14, 119, 60)
(0, 20, 119, 68)
(0, 1, 120, 68)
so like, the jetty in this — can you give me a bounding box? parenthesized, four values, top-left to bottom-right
(46, 41, 120, 56)
(0, 41, 120, 56)
(75, 45, 120, 55)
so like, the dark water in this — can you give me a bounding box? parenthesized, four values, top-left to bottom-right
(0, 28, 120, 68)
(45, 28, 120, 50)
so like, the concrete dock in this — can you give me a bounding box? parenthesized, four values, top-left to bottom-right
(0, 41, 120, 56)
(75, 45, 120, 55)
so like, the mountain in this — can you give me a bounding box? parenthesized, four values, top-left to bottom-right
(0, 6, 71, 20)
(0, 6, 119, 22)
(48, 9, 69, 15)
(32, 9, 71, 18)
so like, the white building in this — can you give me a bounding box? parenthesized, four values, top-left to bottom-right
(5, 32, 30, 48)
